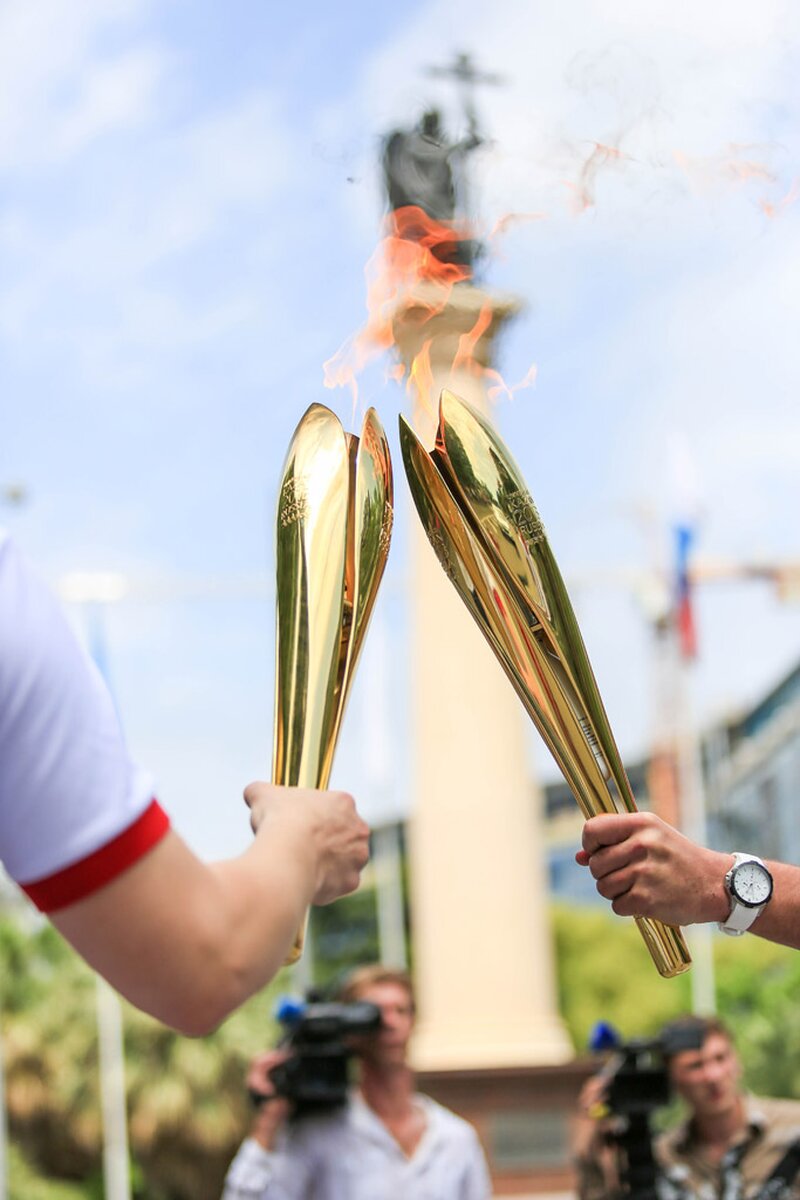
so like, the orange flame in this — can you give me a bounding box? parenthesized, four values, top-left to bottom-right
(323, 206, 473, 403)
(407, 338, 435, 416)
(489, 211, 548, 240)
(323, 203, 529, 415)
(486, 362, 538, 404)
(452, 302, 493, 375)
(565, 142, 627, 213)
(760, 178, 799, 220)
(673, 145, 776, 196)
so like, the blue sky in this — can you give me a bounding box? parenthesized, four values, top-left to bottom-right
(2, 0, 799, 859)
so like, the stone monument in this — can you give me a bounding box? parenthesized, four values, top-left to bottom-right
(382, 57, 587, 1194)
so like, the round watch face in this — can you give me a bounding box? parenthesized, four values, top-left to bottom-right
(732, 861, 773, 907)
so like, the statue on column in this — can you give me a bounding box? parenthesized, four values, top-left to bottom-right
(382, 108, 481, 270)
(381, 54, 501, 272)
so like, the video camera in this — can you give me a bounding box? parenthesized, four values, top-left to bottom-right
(589, 1021, 704, 1200)
(592, 1020, 704, 1120)
(264, 993, 382, 1118)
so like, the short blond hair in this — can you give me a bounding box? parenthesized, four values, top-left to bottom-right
(337, 965, 415, 1011)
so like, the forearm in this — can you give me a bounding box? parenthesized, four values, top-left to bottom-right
(579, 814, 800, 950)
(574, 1154, 617, 1200)
(51, 781, 367, 1034)
(749, 860, 800, 949)
(572, 1114, 618, 1200)
(654, 852, 800, 947)
(53, 824, 318, 1035)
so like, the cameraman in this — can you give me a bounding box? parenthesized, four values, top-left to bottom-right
(221, 965, 491, 1199)
(573, 1015, 800, 1200)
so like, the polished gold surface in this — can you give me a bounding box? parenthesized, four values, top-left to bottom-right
(272, 404, 393, 962)
(400, 391, 691, 978)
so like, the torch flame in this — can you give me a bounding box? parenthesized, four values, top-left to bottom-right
(486, 362, 538, 404)
(566, 141, 627, 213)
(673, 145, 776, 196)
(452, 302, 493, 374)
(760, 178, 799, 220)
(324, 205, 521, 416)
(407, 338, 435, 414)
(323, 206, 474, 411)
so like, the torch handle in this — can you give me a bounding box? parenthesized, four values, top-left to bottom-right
(634, 917, 691, 978)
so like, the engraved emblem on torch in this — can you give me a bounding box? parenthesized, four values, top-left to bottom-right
(508, 489, 545, 547)
(279, 477, 309, 526)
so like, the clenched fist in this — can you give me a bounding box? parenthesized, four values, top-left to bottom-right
(244, 782, 370, 905)
(576, 811, 732, 927)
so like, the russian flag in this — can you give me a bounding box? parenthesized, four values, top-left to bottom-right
(674, 523, 698, 661)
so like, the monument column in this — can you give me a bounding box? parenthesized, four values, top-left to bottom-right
(393, 281, 572, 1069)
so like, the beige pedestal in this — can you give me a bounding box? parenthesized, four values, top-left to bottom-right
(393, 282, 572, 1069)
(417, 1060, 594, 1195)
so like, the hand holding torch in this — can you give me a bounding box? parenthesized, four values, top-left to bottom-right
(272, 404, 393, 963)
(399, 389, 690, 978)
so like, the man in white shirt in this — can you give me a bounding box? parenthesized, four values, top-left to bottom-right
(0, 531, 370, 1034)
(221, 965, 492, 1199)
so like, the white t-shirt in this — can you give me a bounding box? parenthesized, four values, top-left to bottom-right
(221, 1091, 492, 1200)
(0, 531, 169, 911)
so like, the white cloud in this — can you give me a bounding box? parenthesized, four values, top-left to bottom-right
(52, 45, 165, 161)
(322, 0, 800, 749)
(0, 0, 160, 168)
(3, 0, 798, 826)
(0, 87, 294, 371)
(328, 0, 799, 242)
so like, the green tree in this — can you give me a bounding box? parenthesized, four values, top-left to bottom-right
(552, 903, 800, 1098)
(310, 883, 380, 991)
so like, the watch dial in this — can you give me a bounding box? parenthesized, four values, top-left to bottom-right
(733, 862, 772, 906)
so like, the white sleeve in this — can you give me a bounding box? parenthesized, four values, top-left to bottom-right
(221, 1138, 279, 1199)
(461, 1127, 493, 1200)
(0, 535, 165, 905)
(220, 1134, 314, 1200)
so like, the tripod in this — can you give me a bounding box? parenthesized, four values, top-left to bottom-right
(611, 1110, 662, 1200)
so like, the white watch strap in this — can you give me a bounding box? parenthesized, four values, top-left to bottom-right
(720, 897, 760, 934)
(719, 853, 768, 936)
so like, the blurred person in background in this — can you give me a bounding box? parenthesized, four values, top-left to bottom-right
(221, 964, 491, 1199)
(0, 530, 370, 1035)
(577, 812, 800, 951)
(573, 1014, 800, 1200)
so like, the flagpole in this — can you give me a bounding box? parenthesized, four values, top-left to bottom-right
(362, 612, 408, 969)
(672, 524, 716, 1015)
(82, 597, 133, 1200)
(0, 1007, 8, 1200)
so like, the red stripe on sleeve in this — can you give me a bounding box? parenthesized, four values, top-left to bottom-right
(20, 799, 171, 913)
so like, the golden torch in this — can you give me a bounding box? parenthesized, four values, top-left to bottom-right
(272, 403, 393, 962)
(399, 389, 690, 978)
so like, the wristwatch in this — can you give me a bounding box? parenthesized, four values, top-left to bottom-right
(718, 852, 774, 936)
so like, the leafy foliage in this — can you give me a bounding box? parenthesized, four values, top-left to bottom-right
(553, 903, 800, 1097)
(0, 882, 388, 1198)
(552, 904, 692, 1051)
(0, 911, 292, 1199)
(310, 883, 381, 990)
(7, 1143, 90, 1200)
(3, 900, 800, 1196)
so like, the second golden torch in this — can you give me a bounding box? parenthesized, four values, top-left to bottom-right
(272, 403, 393, 963)
(399, 389, 691, 978)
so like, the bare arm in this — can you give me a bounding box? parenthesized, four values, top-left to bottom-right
(220, 1052, 308, 1200)
(577, 812, 800, 950)
(571, 1076, 620, 1200)
(53, 783, 369, 1035)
